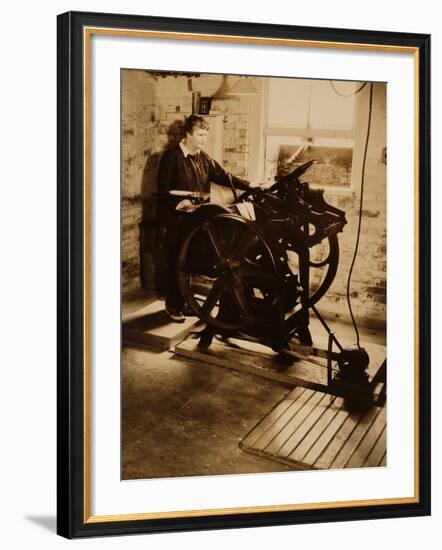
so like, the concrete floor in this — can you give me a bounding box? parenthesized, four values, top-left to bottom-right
(122, 290, 386, 480)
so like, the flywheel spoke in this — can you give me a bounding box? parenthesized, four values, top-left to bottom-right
(202, 221, 225, 262)
(201, 278, 224, 316)
(232, 284, 255, 324)
(230, 228, 258, 261)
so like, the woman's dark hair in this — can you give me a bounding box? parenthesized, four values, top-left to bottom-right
(184, 114, 210, 134)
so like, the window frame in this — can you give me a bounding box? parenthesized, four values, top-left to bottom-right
(251, 77, 371, 194)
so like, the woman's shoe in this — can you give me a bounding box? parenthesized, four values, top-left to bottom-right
(165, 305, 185, 323)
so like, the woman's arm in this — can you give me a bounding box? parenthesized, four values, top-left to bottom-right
(206, 154, 250, 191)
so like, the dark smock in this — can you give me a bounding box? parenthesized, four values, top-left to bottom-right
(156, 144, 250, 311)
(157, 145, 249, 195)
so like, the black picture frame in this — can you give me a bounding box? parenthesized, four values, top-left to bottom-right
(57, 10, 431, 539)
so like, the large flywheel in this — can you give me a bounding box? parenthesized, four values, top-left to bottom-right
(178, 213, 283, 331)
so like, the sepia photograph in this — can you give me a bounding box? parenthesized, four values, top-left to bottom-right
(120, 69, 387, 480)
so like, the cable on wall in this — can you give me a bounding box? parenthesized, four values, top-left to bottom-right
(345, 82, 374, 348)
(329, 81, 367, 97)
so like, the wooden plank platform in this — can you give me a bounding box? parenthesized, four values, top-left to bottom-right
(240, 386, 386, 470)
(122, 300, 200, 351)
(174, 334, 386, 402)
(175, 334, 327, 385)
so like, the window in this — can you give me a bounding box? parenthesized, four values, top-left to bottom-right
(262, 78, 360, 190)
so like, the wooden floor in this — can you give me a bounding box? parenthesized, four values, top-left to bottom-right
(240, 386, 386, 470)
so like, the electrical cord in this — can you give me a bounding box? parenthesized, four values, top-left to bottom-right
(329, 81, 367, 97)
(346, 82, 374, 348)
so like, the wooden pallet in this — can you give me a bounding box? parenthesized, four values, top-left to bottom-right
(240, 386, 386, 470)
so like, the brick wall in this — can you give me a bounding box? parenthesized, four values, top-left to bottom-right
(121, 71, 253, 292)
(121, 71, 157, 292)
(309, 84, 387, 328)
(121, 197, 142, 292)
(211, 96, 251, 178)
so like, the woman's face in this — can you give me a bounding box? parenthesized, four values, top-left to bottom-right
(186, 127, 209, 152)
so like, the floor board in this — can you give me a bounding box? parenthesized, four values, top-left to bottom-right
(240, 386, 386, 470)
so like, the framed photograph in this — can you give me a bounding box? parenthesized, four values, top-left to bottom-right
(57, 11, 431, 538)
